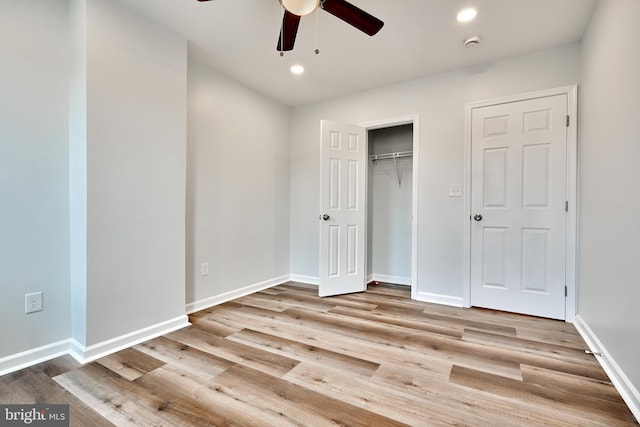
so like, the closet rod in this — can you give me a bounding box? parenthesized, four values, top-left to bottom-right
(368, 150, 413, 161)
(369, 150, 413, 187)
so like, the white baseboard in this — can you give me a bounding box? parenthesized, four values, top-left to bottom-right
(367, 274, 411, 286)
(186, 275, 290, 314)
(0, 316, 190, 376)
(0, 276, 290, 376)
(289, 274, 319, 286)
(68, 315, 190, 364)
(292, 275, 413, 287)
(574, 315, 640, 422)
(0, 339, 72, 377)
(414, 291, 464, 308)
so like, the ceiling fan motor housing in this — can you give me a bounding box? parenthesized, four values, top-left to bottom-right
(276, 0, 384, 52)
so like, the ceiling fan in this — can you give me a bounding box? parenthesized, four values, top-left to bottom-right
(197, 0, 384, 53)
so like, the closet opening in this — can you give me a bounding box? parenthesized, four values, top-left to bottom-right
(367, 123, 414, 290)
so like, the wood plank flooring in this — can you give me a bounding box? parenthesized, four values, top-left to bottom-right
(1, 282, 637, 426)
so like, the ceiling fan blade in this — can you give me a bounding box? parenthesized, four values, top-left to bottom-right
(321, 0, 384, 36)
(277, 10, 301, 51)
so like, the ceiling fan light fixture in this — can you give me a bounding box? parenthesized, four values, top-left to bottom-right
(280, 0, 320, 16)
(457, 8, 477, 23)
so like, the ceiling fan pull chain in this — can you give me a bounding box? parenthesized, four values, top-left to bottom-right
(315, 6, 320, 54)
(280, 3, 285, 57)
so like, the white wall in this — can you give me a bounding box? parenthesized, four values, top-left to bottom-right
(186, 60, 290, 310)
(69, 0, 188, 349)
(0, 0, 70, 358)
(368, 126, 413, 283)
(290, 44, 581, 301)
(578, 0, 640, 407)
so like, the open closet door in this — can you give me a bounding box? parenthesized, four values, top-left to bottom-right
(319, 120, 367, 297)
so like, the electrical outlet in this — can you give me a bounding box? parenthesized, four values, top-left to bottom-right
(25, 292, 43, 314)
(201, 262, 209, 276)
(449, 184, 463, 197)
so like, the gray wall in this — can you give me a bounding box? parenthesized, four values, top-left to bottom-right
(70, 0, 188, 347)
(186, 60, 291, 308)
(1, 0, 291, 365)
(0, 0, 71, 358)
(579, 0, 640, 395)
(290, 44, 581, 302)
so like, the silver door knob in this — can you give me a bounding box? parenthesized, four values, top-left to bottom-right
(473, 213, 483, 221)
(320, 214, 330, 221)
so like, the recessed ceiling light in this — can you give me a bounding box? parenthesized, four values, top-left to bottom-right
(457, 8, 477, 23)
(290, 64, 305, 75)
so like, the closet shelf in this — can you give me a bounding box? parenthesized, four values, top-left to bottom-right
(369, 151, 413, 187)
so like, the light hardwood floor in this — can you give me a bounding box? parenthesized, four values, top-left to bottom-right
(1, 282, 637, 426)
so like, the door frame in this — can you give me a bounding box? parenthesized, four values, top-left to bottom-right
(360, 115, 419, 299)
(463, 85, 578, 322)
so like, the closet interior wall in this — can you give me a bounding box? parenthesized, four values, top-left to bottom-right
(367, 124, 413, 286)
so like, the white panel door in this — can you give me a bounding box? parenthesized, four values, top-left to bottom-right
(470, 95, 568, 319)
(319, 120, 367, 297)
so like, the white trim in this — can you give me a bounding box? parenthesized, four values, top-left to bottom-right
(360, 114, 420, 301)
(68, 339, 85, 364)
(0, 339, 72, 376)
(360, 115, 417, 130)
(368, 274, 412, 286)
(68, 315, 190, 364)
(289, 274, 320, 285)
(0, 315, 191, 375)
(463, 102, 473, 308)
(574, 315, 640, 422)
(564, 85, 578, 323)
(185, 275, 290, 314)
(414, 291, 464, 308)
(1, 276, 291, 375)
(463, 85, 579, 321)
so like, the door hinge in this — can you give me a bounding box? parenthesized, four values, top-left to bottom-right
(565, 286, 568, 297)
(566, 115, 570, 127)
(565, 201, 569, 212)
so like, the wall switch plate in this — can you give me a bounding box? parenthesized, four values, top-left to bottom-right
(449, 184, 462, 197)
(201, 262, 209, 276)
(25, 292, 43, 314)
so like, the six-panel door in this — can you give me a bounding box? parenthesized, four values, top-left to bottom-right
(319, 120, 367, 297)
(470, 95, 568, 319)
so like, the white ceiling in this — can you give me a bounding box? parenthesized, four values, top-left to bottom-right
(115, 0, 598, 106)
